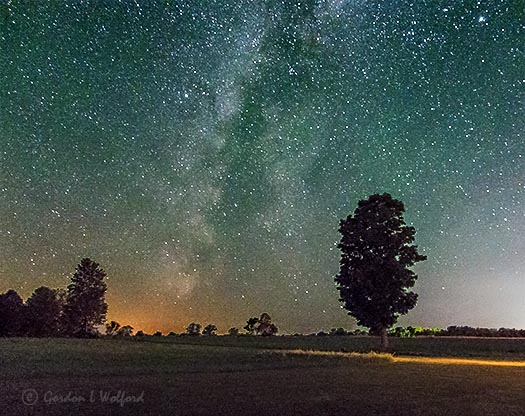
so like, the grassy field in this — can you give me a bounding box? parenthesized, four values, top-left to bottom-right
(137, 333, 525, 359)
(1, 336, 525, 415)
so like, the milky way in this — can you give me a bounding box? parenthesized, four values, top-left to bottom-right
(1, 1, 523, 333)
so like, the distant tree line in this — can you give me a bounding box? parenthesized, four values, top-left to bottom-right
(312, 328, 369, 337)
(179, 313, 278, 337)
(309, 326, 525, 338)
(388, 326, 525, 338)
(388, 326, 442, 337)
(128, 313, 279, 338)
(128, 325, 525, 339)
(439, 326, 525, 338)
(0, 258, 107, 338)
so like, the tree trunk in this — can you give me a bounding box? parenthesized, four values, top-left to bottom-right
(380, 326, 389, 350)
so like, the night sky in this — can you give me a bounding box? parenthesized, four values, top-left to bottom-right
(1, 1, 523, 334)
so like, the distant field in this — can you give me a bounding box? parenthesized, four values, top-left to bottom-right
(1, 336, 525, 415)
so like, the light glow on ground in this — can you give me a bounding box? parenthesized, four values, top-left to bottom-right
(393, 356, 525, 367)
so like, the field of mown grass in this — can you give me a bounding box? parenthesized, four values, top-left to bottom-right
(137, 333, 525, 359)
(1, 336, 525, 415)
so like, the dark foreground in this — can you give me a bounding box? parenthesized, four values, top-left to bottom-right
(1, 336, 525, 415)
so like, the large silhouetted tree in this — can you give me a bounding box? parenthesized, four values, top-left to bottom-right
(63, 258, 108, 337)
(26, 286, 62, 337)
(0, 289, 25, 336)
(335, 193, 427, 349)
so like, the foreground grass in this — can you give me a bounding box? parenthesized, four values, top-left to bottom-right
(1, 337, 525, 415)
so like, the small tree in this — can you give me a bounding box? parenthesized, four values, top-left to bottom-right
(330, 327, 348, 336)
(186, 322, 201, 336)
(243, 317, 259, 335)
(202, 324, 217, 336)
(63, 258, 108, 337)
(25, 287, 62, 337)
(117, 325, 134, 337)
(256, 313, 278, 336)
(335, 193, 426, 349)
(105, 320, 121, 336)
(227, 327, 240, 336)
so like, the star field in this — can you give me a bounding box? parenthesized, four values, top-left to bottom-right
(0, 0, 523, 333)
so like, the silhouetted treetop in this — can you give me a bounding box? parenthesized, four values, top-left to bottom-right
(63, 258, 108, 337)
